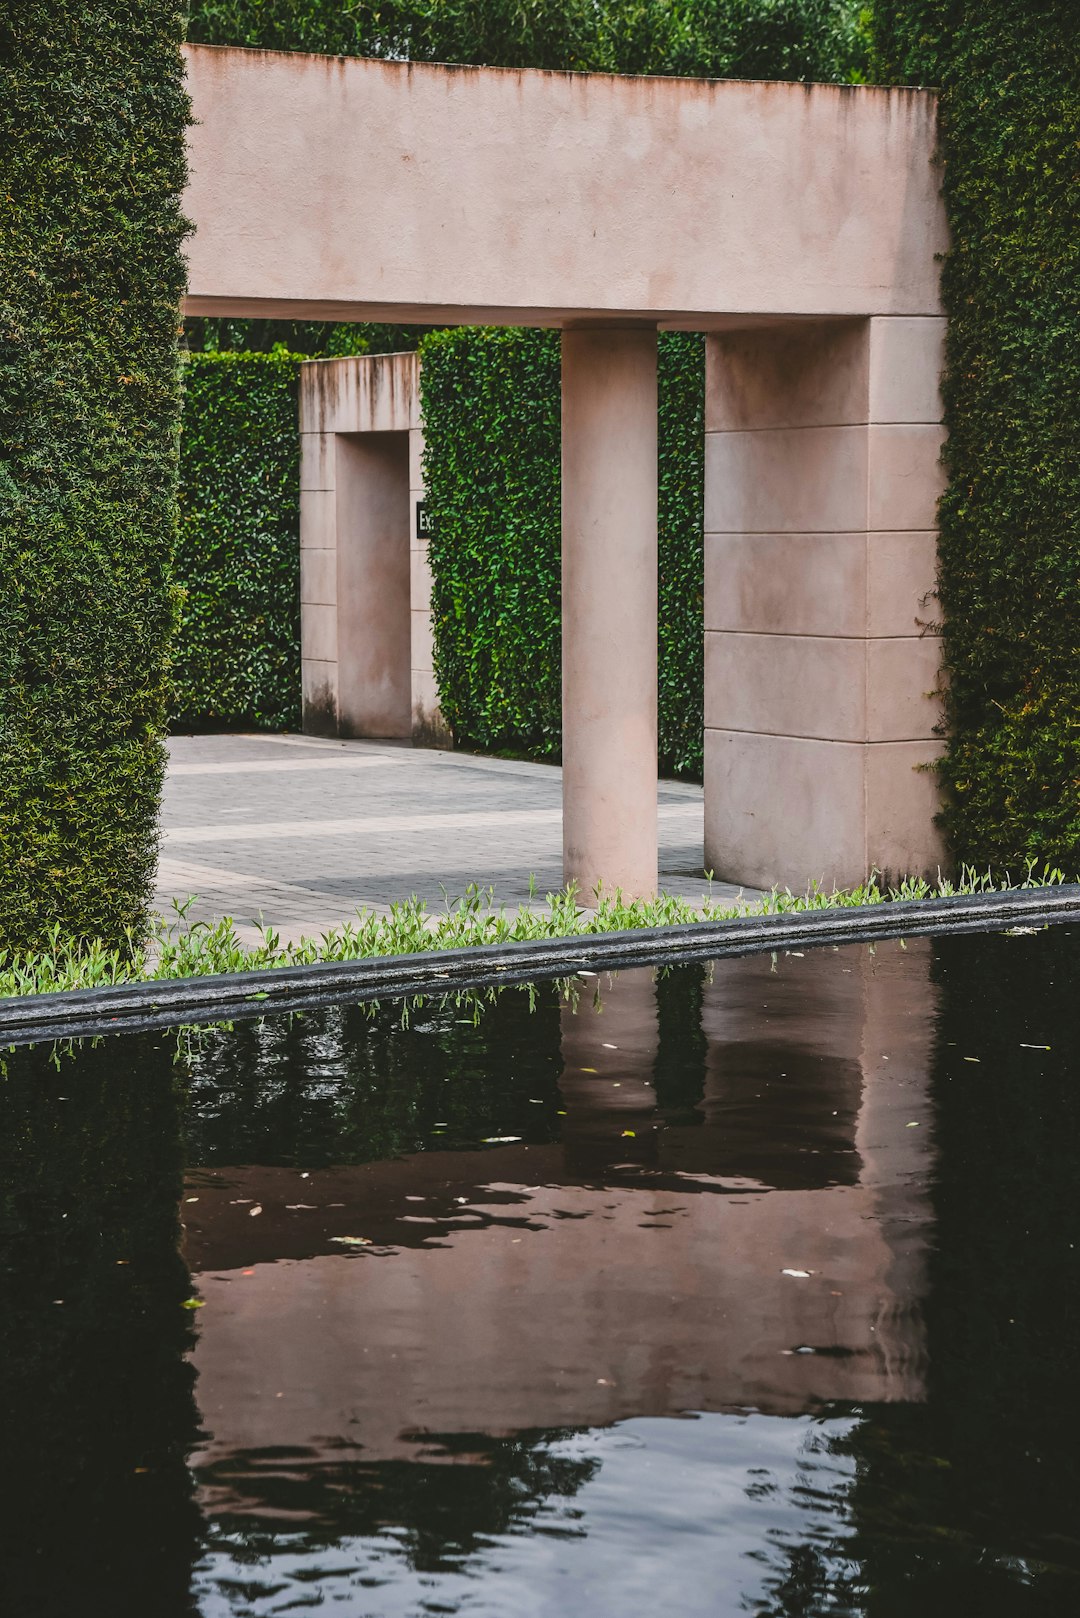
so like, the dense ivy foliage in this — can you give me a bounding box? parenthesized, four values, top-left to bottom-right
(173, 353, 302, 732)
(658, 336, 707, 777)
(420, 329, 705, 776)
(0, 3, 189, 950)
(873, 2, 1080, 868)
(185, 0, 869, 82)
(182, 316, 426, 359)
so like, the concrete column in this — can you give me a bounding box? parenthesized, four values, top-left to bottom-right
(703, 317, 946, 890)
(561, 326, 658, 898)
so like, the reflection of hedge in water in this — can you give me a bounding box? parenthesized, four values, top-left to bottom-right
(837, 929, 1080, 1607)
(651, 963, 709, 1119)
(0, 1036, 200, 1613)
(197, 1426, 599, 1584)
(182, 986, 566, 1168)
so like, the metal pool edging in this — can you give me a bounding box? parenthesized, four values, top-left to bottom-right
(2, 884, 1079, 1046)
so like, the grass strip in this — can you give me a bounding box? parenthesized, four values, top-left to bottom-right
(0, 863, 1070, 1001)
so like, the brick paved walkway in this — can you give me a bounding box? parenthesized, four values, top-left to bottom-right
(156, 732, 752, 941)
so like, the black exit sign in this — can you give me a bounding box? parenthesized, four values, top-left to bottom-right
(415, 500, 432, 540)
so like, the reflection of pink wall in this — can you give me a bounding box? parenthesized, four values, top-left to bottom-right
(183, 47, 945, 326)
(188, 944, 936, 1485)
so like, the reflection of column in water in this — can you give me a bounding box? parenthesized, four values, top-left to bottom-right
(852, 939, 937, 1393)
(678, 939, 937, 1402)
(557, 966, 661, 1175)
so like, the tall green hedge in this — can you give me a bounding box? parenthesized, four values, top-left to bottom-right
(173, 352, 302, 731)
(0, 3, 189, 951)
(185, 0, 869, 82)
(420, 328, 705, 776)
(873, 1, 1080, 868)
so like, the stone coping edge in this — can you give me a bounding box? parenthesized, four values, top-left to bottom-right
(2, 884, 1079, 1046)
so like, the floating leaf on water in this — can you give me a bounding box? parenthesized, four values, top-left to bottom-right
(181, 1297, 205, 1309)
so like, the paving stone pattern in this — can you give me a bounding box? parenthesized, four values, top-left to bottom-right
(157, 733, 750, 943)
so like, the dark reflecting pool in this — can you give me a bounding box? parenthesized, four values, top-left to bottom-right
(3, 927, 1080, 1615)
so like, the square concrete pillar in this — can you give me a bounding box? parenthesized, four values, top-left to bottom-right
(703, 318, 946, 890)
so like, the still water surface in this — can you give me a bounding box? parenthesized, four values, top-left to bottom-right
(3, 927, 1079, 1615)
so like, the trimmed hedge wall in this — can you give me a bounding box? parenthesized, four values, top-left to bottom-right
(173, 352, 302, 732)
(873, 2, 1080, 868)
(0, 2, 189, 951)
(420, 328, 705, 776)
(186, 0, 869, 82)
